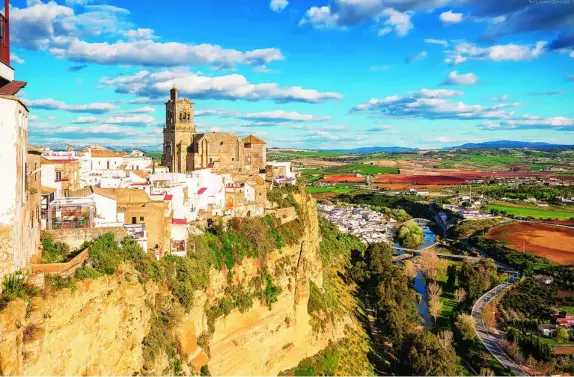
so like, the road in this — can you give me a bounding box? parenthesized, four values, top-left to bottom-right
(469, 247, 530, 376)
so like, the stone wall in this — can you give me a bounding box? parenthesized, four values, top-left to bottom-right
(42, 226, 127, 250)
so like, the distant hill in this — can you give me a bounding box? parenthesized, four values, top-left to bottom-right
(321, 146, 419, 154)
(445, 140, 574, 150)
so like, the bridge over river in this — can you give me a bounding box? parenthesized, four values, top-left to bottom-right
(392, 242, 483, 262)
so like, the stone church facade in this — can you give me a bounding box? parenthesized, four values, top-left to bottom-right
(162, 88, 267, 175)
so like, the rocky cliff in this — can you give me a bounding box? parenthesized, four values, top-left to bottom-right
(0, 191, 351, 376)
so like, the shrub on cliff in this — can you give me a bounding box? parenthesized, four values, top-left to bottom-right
(41, 234, 70, 263)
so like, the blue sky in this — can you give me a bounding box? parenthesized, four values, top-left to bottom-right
(5, 0, 574, 150)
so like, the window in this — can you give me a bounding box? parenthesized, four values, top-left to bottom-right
(131, 217, 136, 225)
(34, 163, 37, 181)
(232, 158, 234, 161)
(140, 216, 144, 221)
(56, 171, 62, 181)
(220, 141, 224, 146)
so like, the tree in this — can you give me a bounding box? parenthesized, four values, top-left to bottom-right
(403, 331, 456, 376)
(420, 251, 439, 281)
(403, 260, 417, 280)
(395, 220, 425, 249)
(454, 314, 475, 342)
(429, 296, 443, 322)
(556, 326, 569, 341)
(427, 282, 443, 298)
(454, 288, 466, 304)
(437, 330, 454, 349)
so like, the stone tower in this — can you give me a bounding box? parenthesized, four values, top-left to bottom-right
(162, 88, 195, 173)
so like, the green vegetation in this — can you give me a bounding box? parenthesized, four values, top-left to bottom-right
(0, 271, 41, 309)
(485, 184, 574, 204)
(45, 275, 76, 291)
(329, 163, 399, 175)
(41, 234, 71, 263)
(306, 186, 354, 194)
(487, 204, 574, 220)
(395, 219, 424, 249)
(449, 218, 502, 239)
(501, 279, 559, 320)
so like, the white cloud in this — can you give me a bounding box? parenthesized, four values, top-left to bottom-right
(126, 106, 156, 113)
(299, 6, 341, 29)
(441, 71, 479, 85)
(380, 8, 413, 36)
(270, 0, 288, 13)
(10, 54, 25, 64)
(49, 38, 284, 69)
(405, 50, 427, 63)
(424, 38, 448, 46)
(378, 27, 392, 36)
(122, 28, 157, 40)
(478, 117, 574, 131)
(71, 116, 98, 124)
(27, 99, 116, 113)
(243, 110, 331, 122)
(105, 115, 155, 125)
(366, 125, 396, 132)
(440, 10, 463, 24)
(100, 69, 343, 103)
(444, 41, 546, 65)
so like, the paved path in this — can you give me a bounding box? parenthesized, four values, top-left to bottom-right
(470, 255, 529, 376)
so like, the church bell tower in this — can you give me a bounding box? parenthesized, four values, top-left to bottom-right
(162, 88, 195, 173)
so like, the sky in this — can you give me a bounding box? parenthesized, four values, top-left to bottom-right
(4, 0, 574, 150)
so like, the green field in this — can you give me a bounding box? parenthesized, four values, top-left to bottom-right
(146, 151, 163, 161)
(329, 163, 399, 175)
(488, 204, 574, 220)
(307, 186, 355, 194)
(558, 307, 574, 314)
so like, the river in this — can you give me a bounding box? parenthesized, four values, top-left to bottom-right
(394, 225, 437, 329)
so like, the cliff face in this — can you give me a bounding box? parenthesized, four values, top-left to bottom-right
(0, 192, 348, 376)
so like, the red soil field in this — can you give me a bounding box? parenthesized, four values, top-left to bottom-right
(321, 175, 365, 183)
(373, 174, 467, 185)
(486, 222, 574, 265)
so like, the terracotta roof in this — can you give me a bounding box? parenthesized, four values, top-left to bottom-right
(0, 81, 27, 96)
(129, 170, 149, 179)
(41, 157, 56, 165)
(90, 149, 125, 158)
(172, 218, 187, 225)
(243, 134, 266, 145)
(41, 186, 56, 195)
(27, 146, 43, 155)
(93, 187, 117, 200)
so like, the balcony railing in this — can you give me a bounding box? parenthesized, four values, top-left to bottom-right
(0, 12, 9, 66)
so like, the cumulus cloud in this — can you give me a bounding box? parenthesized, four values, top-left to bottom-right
(441, 71, 479, 85)
(299, 0, 445, 35)
(405, 50, 427, 63)
(472, 0, 574, 49)
(100, 69, 343, 104)
(270, 0, 288, 13)
(10, 54, 25, 64)
(10, 1, 282, 70)
(350, 87, 522, 121)
(49, 38, 284, 69)
(440, 10, 463, 24)
(444, 40, 546, 65)
(379, 8, 413, 36)
(105, 115, 156, 125)
(27, 99, 116, 113)
(195, 108, 332, 127)
(71, 116, 98, 124)
(478, 117, 574, 131)
(122, 28, 157, 40)
(424, 38, 448, 46)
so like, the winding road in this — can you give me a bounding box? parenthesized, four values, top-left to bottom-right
(468, 245, 530, 376)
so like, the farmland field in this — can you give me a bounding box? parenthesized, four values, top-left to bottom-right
(486, 222, 574, 265)
(329, 164, 400, 175)
(488, 204, 574, 220)
(306, 186, 355, 194)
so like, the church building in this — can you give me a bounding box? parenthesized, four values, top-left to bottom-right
(162, 88, 267, 175)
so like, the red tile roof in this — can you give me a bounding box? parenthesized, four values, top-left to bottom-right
(198, 187, 207, 195)
(0, 81, 27, 96)
(164, 194, 173, 200)
(172, 218, 187, 225)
